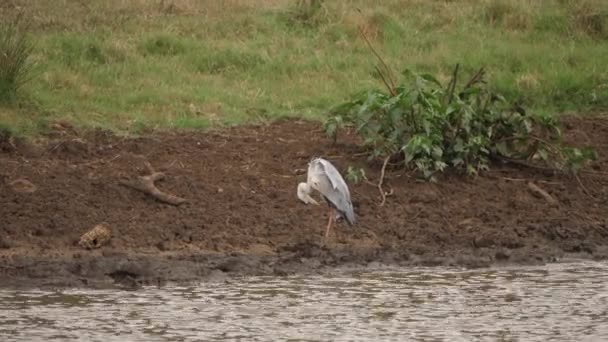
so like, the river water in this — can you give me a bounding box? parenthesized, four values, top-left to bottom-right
(1, 260, 607, 341)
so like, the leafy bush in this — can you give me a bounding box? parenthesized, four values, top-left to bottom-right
(324, 65, 595, 180)
(0, 16, 36, 103)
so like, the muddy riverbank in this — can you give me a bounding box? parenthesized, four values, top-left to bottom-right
(2, 115, 608, 288)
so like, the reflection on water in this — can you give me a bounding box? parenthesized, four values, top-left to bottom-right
(1, 261, 608, 341)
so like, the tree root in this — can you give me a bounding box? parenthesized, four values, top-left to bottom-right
(120, 162, 187, 206)
(527, 182, 558, 206)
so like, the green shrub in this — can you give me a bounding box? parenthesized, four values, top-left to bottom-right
(324, 65, 596, 180)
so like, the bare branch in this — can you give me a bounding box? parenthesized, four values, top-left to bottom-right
(527, 182, 558, 206)
(120, 164, 187, 205)
(378, 156, 391, 206)
(463, 67, 486, 90)
(445, 63, 460, 105)
(356, 8, 396, 96)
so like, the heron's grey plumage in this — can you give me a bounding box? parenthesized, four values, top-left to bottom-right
(303, 157, 355, 225)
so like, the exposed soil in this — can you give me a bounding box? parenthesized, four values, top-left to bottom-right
(1, 115, 608, 289)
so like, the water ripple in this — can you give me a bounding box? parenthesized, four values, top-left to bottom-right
(1, 261, 608, 341)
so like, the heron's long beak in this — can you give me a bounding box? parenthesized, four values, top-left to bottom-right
(306, 195, 320, 205)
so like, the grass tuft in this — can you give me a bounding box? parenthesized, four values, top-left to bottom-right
(482, 0, 531, 30)
(0, 122, 14, 140)
(571, 1, 608, 39)
(0, 15, 36, 104)
(56, 36, 109, 66)
(139, 35, 187, 56)
(189, 49, 266, 74)
(287, 0, 329, 28)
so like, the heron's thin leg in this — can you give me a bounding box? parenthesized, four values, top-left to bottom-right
(325, 207, 335, 238)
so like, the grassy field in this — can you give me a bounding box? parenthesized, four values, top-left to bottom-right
(0, 0, 607, 135)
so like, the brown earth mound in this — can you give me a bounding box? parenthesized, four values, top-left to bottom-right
(1, 115, 608, 288)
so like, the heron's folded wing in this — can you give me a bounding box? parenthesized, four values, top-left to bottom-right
(317, 159, 350, 198)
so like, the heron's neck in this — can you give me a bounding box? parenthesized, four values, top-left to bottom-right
(297, 182, 311, 201)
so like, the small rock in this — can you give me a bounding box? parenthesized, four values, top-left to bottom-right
(409, 187, 438, 203)
(0, 236, 13, 249)
(156, 241, 170, 251)
(495, 249, 511, 261)
(78, 224, 112, 250)
(214, 256, 256, 273)
(504, 293, 521, 302)
(273, 268, 289, 277)
(207, 269, 228, 281)
(64, 138, 89, 154)
(474, 235, 495, 249)
(247, 243, 274, 255)
(9, 178, 37, 193)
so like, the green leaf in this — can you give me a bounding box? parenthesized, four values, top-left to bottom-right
(537, 148, 549, 161)
(452, 157, 464, 166)
(454, 138, 465, 152)
(432, 146, 443, 158)
(419, 73, 442, 87)
(495, 141, 508, 156)
(466, 164, 477, 175)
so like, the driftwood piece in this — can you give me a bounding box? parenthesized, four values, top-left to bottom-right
(79, 224, 112, 249)
(120, 163, 187, 206)
(527, 182, 558, 206)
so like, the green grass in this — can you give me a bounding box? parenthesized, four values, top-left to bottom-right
(0, 0, 607, 135)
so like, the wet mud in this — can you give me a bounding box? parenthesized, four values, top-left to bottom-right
(1, 115, 608, 288)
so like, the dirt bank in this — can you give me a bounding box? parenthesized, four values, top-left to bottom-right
(1, 115, 608, 288)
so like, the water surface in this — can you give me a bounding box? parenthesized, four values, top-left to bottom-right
(1, 261, 607, 341)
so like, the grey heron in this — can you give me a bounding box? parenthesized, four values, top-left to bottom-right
(297, 157, 355, 237)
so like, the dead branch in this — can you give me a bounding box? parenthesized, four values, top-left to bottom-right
(8, 136, 18, 151)
(445, 63, 460, 105)
(500, 156, 608, 178)
(527, 182, 558, 206)
(410, 208, 424, 220)
(120, 163, 187, 206)
(463, 67, 486, 89)
(374, 65, 396, 97)
(378, 156, 391, 206)
(500, 177, 562, 185)
(577, 169, 608, 177)
(574, 174, 593, 198)
(356, 8, 396, 96)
